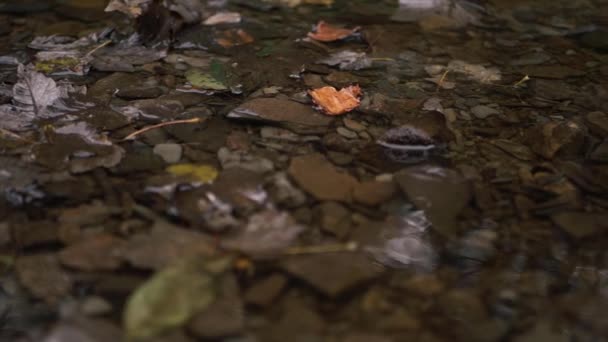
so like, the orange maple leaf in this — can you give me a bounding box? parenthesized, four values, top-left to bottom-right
(307, 21, 360, 42)
(309, 85, 362, 116)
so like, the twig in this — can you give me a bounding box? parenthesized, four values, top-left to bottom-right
(85, 40, 112, 57)
(284, 241, 359, 255)
(512, 74, 530, 88)
(435, 69, 450, 92)
(370, 57, 394, 62)
(122, 117, 204, 141)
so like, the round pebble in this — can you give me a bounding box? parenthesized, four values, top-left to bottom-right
(337, 127, 358, 139)
(343, 118, 366, 132)
(153, 143, 183, 164)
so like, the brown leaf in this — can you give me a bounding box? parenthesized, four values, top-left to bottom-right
(307, 21, 360, 42)
(308, 85, 362, 116)
(216, 29, 254, 48)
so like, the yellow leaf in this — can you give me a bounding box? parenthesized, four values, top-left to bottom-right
(166, 164, 218, 183)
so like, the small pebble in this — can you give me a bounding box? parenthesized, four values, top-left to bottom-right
(337, 127, 358, 139)
(343, 118, 366, 132)
(471, 105, 500, 119)
(153, 143, 183, 164)
(80, 296, 113, 316)
(358, 131, 372, 141)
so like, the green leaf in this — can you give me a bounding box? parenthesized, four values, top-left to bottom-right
(123, 257, 232, 341)
(185, 68, 228, 91)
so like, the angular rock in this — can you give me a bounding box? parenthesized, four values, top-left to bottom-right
(153, 143, 183, 164)
(282, 252, 382, 297)
(288, 153, 358, 202)
(59, 234, 127, 271)
(353, 180, 398, 206)
(244, 274, 288, 308)
(316, 201, 352, 238)
(227, 98, 332, 134)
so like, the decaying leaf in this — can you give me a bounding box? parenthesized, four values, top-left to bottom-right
(309, 85, 362, 115)
(13, 64, 63, 114)
(216, 29, 254, 48)
(184, 68, 228, 91)
(105, 0, 151, 18)
(317, 50, 372, 70)
(123, 257, 232, 340)
(307, 21, 360, 42)
(166, 164, 219, 183)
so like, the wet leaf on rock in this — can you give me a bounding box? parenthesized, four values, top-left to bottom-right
(13, 64, 62, 113)
(309, 85, 362, 116)
(166, 164, 218, 184)
(317, 51, 372, 71)
(307, 21, 360, 42)
(184, 68, 228, 91)
(215, 29, 254, 48)
(123, 257, 232, 341)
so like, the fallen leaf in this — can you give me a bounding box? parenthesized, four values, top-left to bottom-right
(216, 29, 254, 48)
(166, 164, 219, 183)
(13, 64, 62, 114)
(309, 85, 362, 115)
(123, 257, 232, 340)
(104, 0, 150, 18)
(317, 50, 372, 70)
(184, 68, 228, 91)
(307, 21, 360, 42)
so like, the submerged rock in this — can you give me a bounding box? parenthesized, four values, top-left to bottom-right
(227, 98, 332, 134)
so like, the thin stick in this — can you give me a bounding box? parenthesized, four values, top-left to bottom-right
(284, 241, 359, 255)
(512, 74, 530, 88)
(370, 57, 394, 62)
(122, 117, 203, 141)
(435, 69, 450, 92)
(85, 40, 112, 57)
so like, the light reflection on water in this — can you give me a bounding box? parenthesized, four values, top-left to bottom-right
(367, 210, 438, 271)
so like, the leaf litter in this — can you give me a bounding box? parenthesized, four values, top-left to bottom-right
(3, 0, 608, 341)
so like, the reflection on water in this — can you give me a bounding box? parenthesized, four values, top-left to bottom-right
(367, 210, 438, 271)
